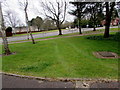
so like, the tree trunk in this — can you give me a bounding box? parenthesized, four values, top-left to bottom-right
(26, 26, 29, 40)
(56, 21, 62, 35)
(28, 25, 35, 44)
(78, 26, 82, 34)
(25, 2, 35, 44)
(78, 18, 82, 34)
(93, 7, 96, 31)
(104, 22, 110, 38)
(104, 2, 110, 38)
(104, 13, 111, 38)
(104, 2, 115, 38)
(58, 27, 62, 35)
(93, 17, 96, 31)
(77, 4, 82, 34)
(93, 25, 96, 31)
(1, 31, 11, 55)
(29, 31, 35, 44)
(0, 3, 11, 55)
(38, 27, 39, 31)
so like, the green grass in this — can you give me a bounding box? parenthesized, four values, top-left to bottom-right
(2, 34, 119, 79)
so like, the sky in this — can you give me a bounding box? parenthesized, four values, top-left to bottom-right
(1, 0, 76, 26)
(1, 0, 120, 26)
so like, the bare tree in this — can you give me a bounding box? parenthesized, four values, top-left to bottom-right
(0, 2, 11, 55)
(40, 0, 67, 35)
(19, 0, 35, 44)
(4, 10, 20, 28)
(4, 10, 22, 34)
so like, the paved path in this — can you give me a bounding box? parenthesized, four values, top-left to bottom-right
(7, 26, 118, 42)
(2, 74, 119, 89)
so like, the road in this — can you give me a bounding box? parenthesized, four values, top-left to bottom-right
(1, 74, 119, 89)
(2, 74, 75, 88)
(7, 26, 118, 42)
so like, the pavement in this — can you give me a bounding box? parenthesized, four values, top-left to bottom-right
(7, 26, 118, 42)
(2, 74, 75, 88)
(1, 74, 119, 89)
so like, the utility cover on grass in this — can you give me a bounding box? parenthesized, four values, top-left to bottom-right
(98, 52, 115, 57)
(93, 51, 119, 59)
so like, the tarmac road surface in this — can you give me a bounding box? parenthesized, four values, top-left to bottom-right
(2, 74, 75, 88)
(1, 74, 119, 89)
(7, 26, 118, 42)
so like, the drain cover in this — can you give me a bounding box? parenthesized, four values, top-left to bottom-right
(98, 52, 115, 57)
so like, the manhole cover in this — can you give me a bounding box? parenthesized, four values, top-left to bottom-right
(93, 52, 119, 59)
(98, 52, 115, 57)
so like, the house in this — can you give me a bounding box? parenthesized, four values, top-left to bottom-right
(111, 18, 120, 26)
(101, 17, 120, 26)
(12, 26, 38, 34)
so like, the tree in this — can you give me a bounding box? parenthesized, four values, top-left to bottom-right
(117, 2, 120, 18)
(31, 16, 43, 31)
(0, 2, 11, 55)
(61, 21, 73, 29)
(4, 10, 21, 28)
(86, 2, 104, 31)
(40, 0, 67, 35)
(42, 18, 56, 30)
(117, 2, 120, 29)
(104, 2, 115, 38)
(19, 0, 35, 44)
(96, 10, 105, 27)
(69, 2, 87, 34)
(111, 8, 119, 19)
(4, 10, 22, 34)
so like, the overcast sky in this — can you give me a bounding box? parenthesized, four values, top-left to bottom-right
(1, 0, 120, 26)
(1, 0, 75, 26)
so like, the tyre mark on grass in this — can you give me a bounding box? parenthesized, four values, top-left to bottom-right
(63, 39, 118, 77)
(53, 41, 74, 76)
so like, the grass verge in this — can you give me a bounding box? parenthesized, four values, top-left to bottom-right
(2, 33, 119, 79)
